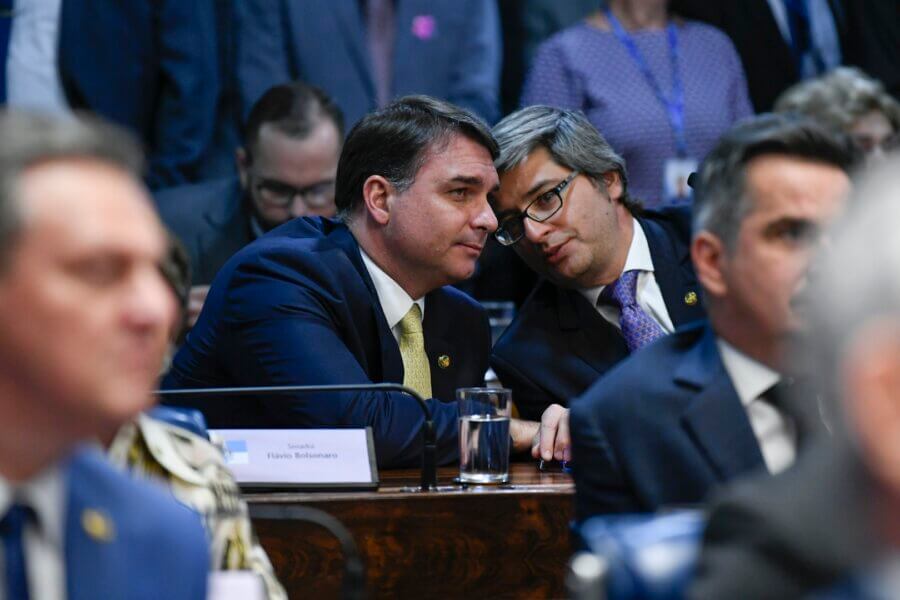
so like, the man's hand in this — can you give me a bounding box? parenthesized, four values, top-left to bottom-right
(509, 404, 570, 462)
(187, 285, 210, 329)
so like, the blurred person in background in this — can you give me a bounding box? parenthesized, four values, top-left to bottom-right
(776, 66, 900, 163)
(157, 82, 343, 328)
(521, 0, 752, 207)
(0, 0, 220, 189)
(237, 0, 501, 130)
(0, 110, 208, 599)
(691, 155, 900, 599)
(673, 0, 846, 112)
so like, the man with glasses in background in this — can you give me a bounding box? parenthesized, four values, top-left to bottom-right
(157, 81, 343, 326)
(488, 106, 705, 427)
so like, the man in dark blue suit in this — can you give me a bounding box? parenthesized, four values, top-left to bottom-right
(0, 112, 208, 598)
(53, 0, 220, 189)
(236, 0, 501, 129)
(570, 114, 857, 519)
(488, 107, 706, 423)
(157, 82, 344, 326)
(166, 96, 570, 468)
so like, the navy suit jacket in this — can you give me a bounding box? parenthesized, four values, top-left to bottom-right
(165, 218, 491, 468)
(63, 447, 208, 599)
(490, 207, 706, 421)
(58, 0, 220, 188)
(569, 323, 767, 520)
(156, 177, 253, 286)
(236, 0, 502, 128)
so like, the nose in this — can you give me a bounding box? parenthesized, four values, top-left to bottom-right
(126, 266, 177, 336)
(289, 195, 311, 218)
(473, 196, 499, 232)
(523, 217, 552, 243)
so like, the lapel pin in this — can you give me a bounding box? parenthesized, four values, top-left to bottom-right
(437, 355, 451, 369)
(82, 508, 115, 543)
(684, 291, 698, 306)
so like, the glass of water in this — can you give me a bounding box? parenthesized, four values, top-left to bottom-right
(457, 387, 512, 484)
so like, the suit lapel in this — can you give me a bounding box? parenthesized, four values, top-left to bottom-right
(327, 224, 404, 383)
(676, 326, 766, 480)
(63, 452, 124, 600)
(422, 290, 456, 400)
(554, 285, 629, 375)
(198, 182, 252, 282)
(642, 216, 705, 327)
(318, 0, 377, 101)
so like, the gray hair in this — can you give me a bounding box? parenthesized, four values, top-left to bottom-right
(775, 67, 900, 134)
(0, 110, 143, 265)
(802, 155, 900, 431)
(491, 105, 641, 214)
(692, 113, 857, 248)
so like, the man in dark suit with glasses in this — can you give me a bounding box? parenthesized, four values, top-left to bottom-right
(157, 81, 344, 327)
(488, 106, 706, 426)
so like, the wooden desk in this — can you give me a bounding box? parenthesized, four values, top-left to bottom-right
(247, 463, 575, 598)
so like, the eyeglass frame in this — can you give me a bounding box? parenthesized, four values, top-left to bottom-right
(493, 170, 580, 246)
(249, 172, 336, 210)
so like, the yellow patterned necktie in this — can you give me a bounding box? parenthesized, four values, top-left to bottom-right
(397, 304, 432, 398)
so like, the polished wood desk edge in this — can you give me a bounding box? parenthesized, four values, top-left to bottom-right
(246, 463, 574, 504)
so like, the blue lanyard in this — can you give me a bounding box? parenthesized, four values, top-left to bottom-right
(605, 10, 688, 157)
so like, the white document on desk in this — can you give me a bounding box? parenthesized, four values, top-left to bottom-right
(211, 427, 378, 489)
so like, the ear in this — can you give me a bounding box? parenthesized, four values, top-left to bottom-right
(235, 147, 249, 190)
(691, 231, 728, 298)
(601, 171, 624, 203)
(842, 321, 900, 494)
(361, 175, 393, 226)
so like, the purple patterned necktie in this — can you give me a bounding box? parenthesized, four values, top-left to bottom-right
(602, 269, 666, 352)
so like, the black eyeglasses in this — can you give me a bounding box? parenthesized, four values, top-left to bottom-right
(493, 171, 579, 246)
(251, 174, 336, 209)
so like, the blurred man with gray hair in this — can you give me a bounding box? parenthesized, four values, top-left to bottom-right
(489, 106, 706, 429)
(569, 113, 856, 519)
(0, 111, 209, 598)
(691, 155, 900, 599)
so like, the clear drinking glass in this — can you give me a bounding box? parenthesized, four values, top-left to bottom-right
(457, 387, 512, 484)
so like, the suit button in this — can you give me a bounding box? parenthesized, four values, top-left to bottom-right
(437, 355, 451, 369)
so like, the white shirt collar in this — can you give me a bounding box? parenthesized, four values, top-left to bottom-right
(716, 337, 781, 407)
(359, 249, 425, 330)
(580, 218, 654, 307)
(0, 464, 66, 550)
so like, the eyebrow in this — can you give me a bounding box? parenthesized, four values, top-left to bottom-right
(524, 178, 558, 199)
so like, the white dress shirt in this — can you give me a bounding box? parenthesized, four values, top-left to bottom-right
(6, 0, 70, 114)
(0, 466, 65, 600)
(359, 249, 425, 343)
(578, 218, 675, 333)
(716, 338, 797, 474)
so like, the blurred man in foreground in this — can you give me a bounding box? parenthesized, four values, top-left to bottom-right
(570, 114, 856, 518)
(0, 111, 208, 598)
(166, 96, 570, 468)
(691, 156, 900, 599)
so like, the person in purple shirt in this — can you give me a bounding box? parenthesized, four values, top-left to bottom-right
(521, 0, 753, 207)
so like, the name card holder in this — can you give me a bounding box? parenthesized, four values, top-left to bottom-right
(212, 427, 379, 491)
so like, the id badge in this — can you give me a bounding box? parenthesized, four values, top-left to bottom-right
(663, 157, 698, 202)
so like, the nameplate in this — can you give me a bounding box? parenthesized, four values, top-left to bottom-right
(212, 427, 379, 491)
(207, 571, 265, 600)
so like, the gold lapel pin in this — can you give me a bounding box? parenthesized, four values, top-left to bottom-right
(82, 509, 115, 543)
(684, 291, 698, 306)
(437, 355, 451, 369)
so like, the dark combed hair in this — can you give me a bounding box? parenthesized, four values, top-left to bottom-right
(692, 112, 861, 248)
(334, 95, 499, 219)
(243, 81, 345, 159)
